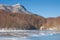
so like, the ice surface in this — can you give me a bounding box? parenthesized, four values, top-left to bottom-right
(0, 30, 60, 40)
(0, 30, 60, 37)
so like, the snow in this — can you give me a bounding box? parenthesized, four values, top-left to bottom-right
(0, 4, 27, 13)
(0, 4, 5, 10)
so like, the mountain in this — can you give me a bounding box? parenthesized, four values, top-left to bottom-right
(0, 4, 46, 30)
(0, 4, 60, 30)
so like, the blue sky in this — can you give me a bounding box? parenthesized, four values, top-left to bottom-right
(0, 0, 60, 18)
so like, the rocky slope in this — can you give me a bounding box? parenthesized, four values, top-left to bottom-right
(0, 4, 46, 30)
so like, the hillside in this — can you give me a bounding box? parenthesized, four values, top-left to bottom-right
(40, 17, 60, 30)
(0, 10, 46, 30)
(0, 4, 60, 30)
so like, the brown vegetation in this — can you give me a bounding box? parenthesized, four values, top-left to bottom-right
(0, 10, 60, 30)
(0, 10, 46, 30)
(41, 17, 60, 30)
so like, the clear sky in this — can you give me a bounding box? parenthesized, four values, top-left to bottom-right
(0, 0, 60, 18)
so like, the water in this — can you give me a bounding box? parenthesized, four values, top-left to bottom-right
(0, 30, 60, 40)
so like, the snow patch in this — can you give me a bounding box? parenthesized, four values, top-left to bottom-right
(0, 4, 28, 14)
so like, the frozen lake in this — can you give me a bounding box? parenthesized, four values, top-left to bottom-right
(0, 30, 60, 40)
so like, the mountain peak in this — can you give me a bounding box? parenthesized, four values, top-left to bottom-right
(12, 3, 27, 13)
(12, 3, 20, 6)
(0, 4, 27, 13)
